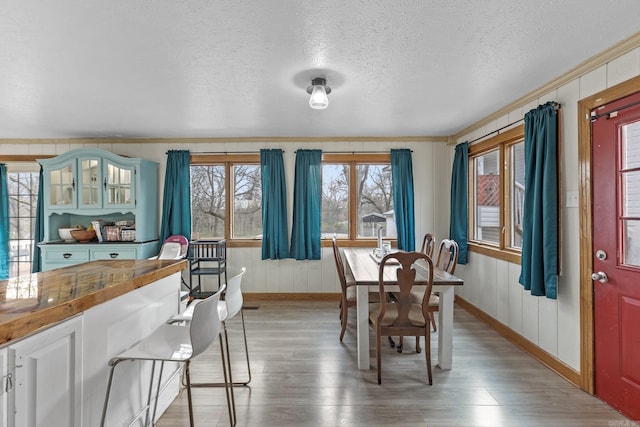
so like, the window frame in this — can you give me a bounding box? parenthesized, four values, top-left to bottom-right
(190, 154, 262, 248)
(321, 153, 394, 247)
(468, 125, 524, 264)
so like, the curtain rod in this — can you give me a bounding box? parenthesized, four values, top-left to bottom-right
(169, 150, 282, 155)
(294, 150, 412, 154)
(590, 99, 640, 121)
(468, 102, 561, 145)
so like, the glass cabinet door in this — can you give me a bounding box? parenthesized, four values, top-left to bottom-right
(79, 157, 101, 208)
(48, 162, 75, 208)
(105, 161, 134, 206)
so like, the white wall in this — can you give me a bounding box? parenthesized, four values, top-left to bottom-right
(0, 138, 448, 295)
(451, 46, 640, 371)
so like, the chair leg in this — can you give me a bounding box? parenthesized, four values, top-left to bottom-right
(424, 329, 432, 385)
(376, 331, 382, 385)
(339, 298, 348, 341)
(430, 312, 437, 332)
(416, 336, 421, 353)
(397, 336, 403, 353)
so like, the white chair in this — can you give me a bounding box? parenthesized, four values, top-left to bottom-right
(173, 267, 251, 387)
(100, 285, 235, 427)
(149, 235, 189, 260)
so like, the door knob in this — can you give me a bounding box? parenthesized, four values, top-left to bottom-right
(591, 271, 608, 283)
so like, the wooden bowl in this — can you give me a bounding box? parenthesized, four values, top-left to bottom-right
(58, 227, 82, 242)
(70, 229, 97, 242)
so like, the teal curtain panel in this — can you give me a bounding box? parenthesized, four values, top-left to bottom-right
(261, 149, 290, 259)
(31, 166, 44, 273)
(290, 149, 322, 260)
(160, 150, 192, 243)
(519, 102, 558, 299)
(391, 149, 415, 251)
(449, 142, 469, 264)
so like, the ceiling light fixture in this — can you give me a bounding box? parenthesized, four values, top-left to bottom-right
(306, 77, 331, 109)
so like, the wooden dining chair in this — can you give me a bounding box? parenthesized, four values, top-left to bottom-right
(397, 238, 459, 353)
(414, 238, 459, 352)
(332, 236, 380, 341)
(420, 232, 436, 258)
(368, 251, 434, 385)
(395, 232, 436, 352)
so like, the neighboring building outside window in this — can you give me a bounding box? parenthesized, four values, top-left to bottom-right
(468, 125, 525, 263)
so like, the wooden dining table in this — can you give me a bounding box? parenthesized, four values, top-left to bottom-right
(342, 247, 464, 370)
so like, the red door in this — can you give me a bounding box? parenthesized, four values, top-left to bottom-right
(592, 91, 640, 421)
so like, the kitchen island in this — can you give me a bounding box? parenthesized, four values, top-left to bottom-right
(0, 259, 187, 427)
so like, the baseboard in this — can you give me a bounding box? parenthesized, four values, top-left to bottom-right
(243, 292, 341, 302)
(455, 296, 582, 389)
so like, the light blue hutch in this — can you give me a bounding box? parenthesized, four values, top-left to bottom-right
(38, 148, 160, 271)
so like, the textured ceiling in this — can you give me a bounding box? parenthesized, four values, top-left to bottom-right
(1, 1, 639, 139)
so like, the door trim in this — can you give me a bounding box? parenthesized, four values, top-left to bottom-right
(577, 74, 640, 394)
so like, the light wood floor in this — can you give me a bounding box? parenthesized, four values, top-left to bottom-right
(157, 301, 634, 427)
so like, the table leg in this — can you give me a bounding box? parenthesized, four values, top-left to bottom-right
(356, 285, 370, 370)
(437, 285, 454, 370)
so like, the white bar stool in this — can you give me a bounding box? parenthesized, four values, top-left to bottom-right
(173, 267, 251, 388)
(100, 285, 234, 427)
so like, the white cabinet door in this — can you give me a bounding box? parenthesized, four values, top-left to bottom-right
(0, 348, 7, 427)
(8, 316, 82, 427)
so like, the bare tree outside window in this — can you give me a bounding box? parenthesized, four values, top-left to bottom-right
(232, 164, 262, 238)
(190, 162, 262, 240)
(191, 165, 225, 239)
(321, 164, 349, 238)
(357, 164, 395, 238)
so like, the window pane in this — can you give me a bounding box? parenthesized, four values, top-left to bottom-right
(622, 121, 640, 169)
(321, 164, 349, 238)
(356, 164, 395, 238)
(473, 150, 500, 244)
(8, 170, 39, 278)
(190, 165, 225, 240)
(510, 142, 525, 248)
(623, 170, 640, 217)
(232, 164, 262, 238)
(623, 220, 640, 267)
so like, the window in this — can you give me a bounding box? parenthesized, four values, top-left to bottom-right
(469, 125, 524, 262)
(321, 154, 395, 241)
(190, 155, 262, 243)
(6, 163, 40, 278)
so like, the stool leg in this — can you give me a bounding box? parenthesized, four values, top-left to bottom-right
(239, 309, 252, 385)
(192, 313, 251, 387)
(100, 361, 121, 427)
(143, 360, 157, 427)
(185, 360, 195, 427)
(219, 334, 236, 426)
(150, 361, 165, 427)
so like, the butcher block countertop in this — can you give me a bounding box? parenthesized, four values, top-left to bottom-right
(0, 259, 187, 346)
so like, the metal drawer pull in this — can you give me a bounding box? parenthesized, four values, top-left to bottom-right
(109, 253, 119, 258)
(63, 253, 72, 259)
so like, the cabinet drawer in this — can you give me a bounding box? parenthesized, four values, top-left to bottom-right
(91, 248, 136, 260)
(44, 248, 90, 262)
